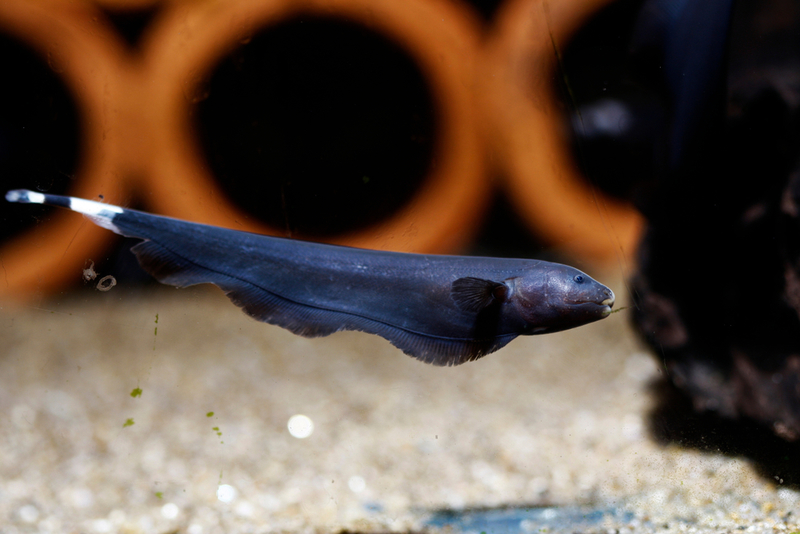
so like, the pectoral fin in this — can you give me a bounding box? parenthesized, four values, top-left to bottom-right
(450, 277, 508, 312)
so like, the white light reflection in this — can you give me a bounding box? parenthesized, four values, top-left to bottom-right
(348, 475, 366, 493)
(18, 504, 39, 523)
(287, 414, 314, 438)
(217, 484, 237, 503)
(161, 502, 179, 519)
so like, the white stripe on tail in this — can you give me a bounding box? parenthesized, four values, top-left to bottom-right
(6, 189, 123, 233)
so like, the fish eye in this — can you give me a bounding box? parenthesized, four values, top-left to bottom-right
(573, 275, 584, 284)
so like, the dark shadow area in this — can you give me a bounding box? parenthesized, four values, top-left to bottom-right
(101, 5, 162, 51)
(464, 0, 505, 22)
(649, 376, 800, 488)
(467, 192, 550, 260)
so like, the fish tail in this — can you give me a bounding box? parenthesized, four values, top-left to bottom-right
(6, 189, 124, 234)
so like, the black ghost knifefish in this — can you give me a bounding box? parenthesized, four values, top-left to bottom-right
(5, 189, 615, 366)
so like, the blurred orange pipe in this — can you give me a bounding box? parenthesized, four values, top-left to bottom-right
(138, 0, 490, 254)
(481, 0, 644, 265)
(0, 0, 130, 302)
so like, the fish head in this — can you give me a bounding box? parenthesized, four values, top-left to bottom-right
(510, 263, 615, 333)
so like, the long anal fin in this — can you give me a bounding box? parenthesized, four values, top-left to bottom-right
(130, 241, 517, 366)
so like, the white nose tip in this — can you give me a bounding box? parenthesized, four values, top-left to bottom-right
(601, 289, 615, 307)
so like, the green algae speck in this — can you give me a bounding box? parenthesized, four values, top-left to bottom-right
(130, 387, 142, 398)
(206, 411, 214, 417)
(154, 492, 163, 499)
(123, 418, 135, 428)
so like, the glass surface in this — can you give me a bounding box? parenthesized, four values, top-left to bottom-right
(2, 1, 799, 533)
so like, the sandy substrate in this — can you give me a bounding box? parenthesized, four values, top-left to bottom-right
(1, 278, 798, 533)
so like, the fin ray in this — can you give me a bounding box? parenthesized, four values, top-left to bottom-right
(451, 277, 505, 312)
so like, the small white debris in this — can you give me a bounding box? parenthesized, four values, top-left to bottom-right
(96, 275, 117, 292)
(348, 476, 366, 493)
(287, 414, 314, 438)
(622, 413, 644, 441)
(528, 476, 549, 495)
(83, 260, 98, 281)
(540, 508, 557, 521)
(108, 510, 126, 525)
(161, 502, 179, 519)
(18, 504, 39, 523)
(217, 484, 237, 503)
(778, 487, 800, 504)
(90, 518, 112, 533)
(235, 501, 255, 517)
(66, 487, 94, 508)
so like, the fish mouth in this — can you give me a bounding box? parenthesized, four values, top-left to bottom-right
(566, 292, 615, 315)
(600, 294, 615, 316)
(567, 300, 614, 319)
(592, 302, 613, 317)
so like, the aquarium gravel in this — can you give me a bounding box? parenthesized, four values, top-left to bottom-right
(0, 280, 797, 533)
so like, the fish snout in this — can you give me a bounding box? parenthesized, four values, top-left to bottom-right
(598, 287, 615, 317)
(601, 287, 615, 308)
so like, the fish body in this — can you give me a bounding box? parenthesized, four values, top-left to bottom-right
(5, 189, 614, 365)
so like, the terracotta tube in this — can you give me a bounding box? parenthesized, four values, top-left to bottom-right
(140, 0, 488, 253)
(481, 0, 643, 264)
(0, 0, 129, 302)
(90, 0, 163, 9)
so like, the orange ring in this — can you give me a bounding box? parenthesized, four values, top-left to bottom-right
(0, 0, 129, 302)
(140, 0, 488, 253)
(481, 0, 643, 264)
(89, 0, 164, 9)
